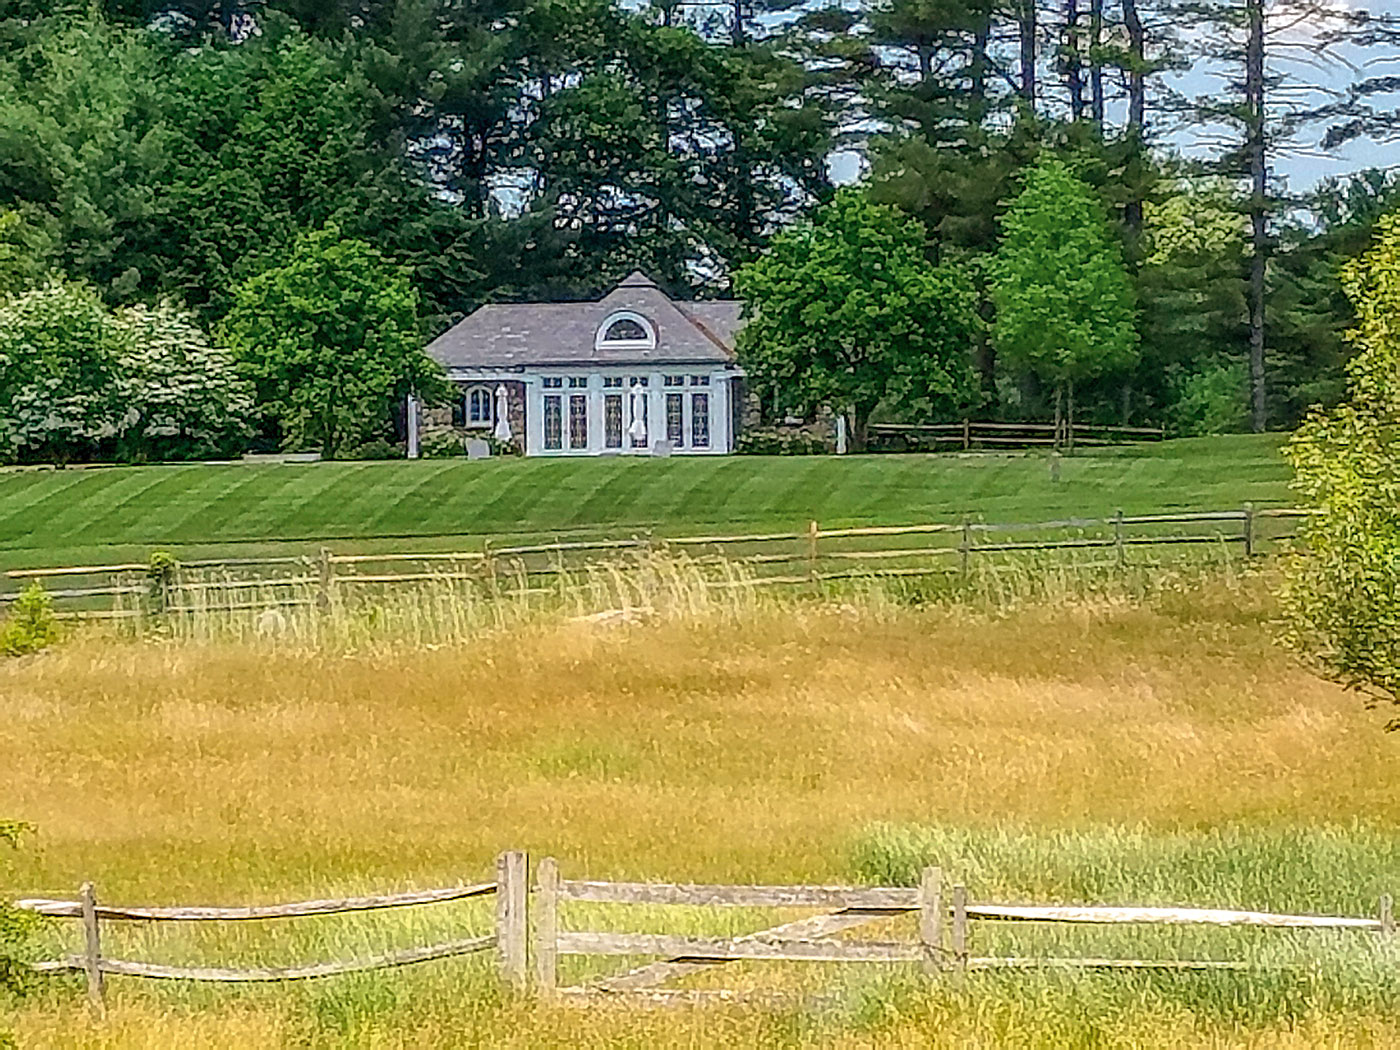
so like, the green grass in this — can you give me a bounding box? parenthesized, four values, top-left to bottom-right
(0, 435, 1290, 571)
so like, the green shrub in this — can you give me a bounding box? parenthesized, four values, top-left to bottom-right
(736, 428, 831, 455)
(1, 821, 41, 1017)
(1283, 213, 1400, 720)
(1167, 361, 1250, 436)
(420, 431, 465, 458)
(0, 583, 59, 657)
(345, 438, 402, 460)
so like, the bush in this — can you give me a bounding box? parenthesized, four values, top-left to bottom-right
(0, 583, 59, 657)
(1167, 361, 1250, 436)
(1283, 212, 1400, 721)
(345, 438, 402, 460)
(1, 821, 41, 1013)
(736, 428, 831, 455)
(420, 431, 465, 458)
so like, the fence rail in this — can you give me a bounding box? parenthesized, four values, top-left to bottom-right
(869, 420, 1166, 452)
(0, 506, 1312, 619)
(23, 853, 1392, 1013)
(21, 863, 516, 1017)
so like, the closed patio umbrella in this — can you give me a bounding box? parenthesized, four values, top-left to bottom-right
(493, 385, 511, 443)
(628, 381, 647, 445)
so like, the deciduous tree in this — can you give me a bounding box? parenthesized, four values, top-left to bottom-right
(990, 158, 1139, 444)
(1283, 211, 1400, 725)
(734, 188, 980, 450)
(224, 225, 442, 457)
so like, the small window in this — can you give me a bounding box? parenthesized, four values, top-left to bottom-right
(596, 311, 656, 351)
(604, 318, 647, 342)
(603, 376, 624, 388)
(690, 375, 709, 386)
(628, 375, 649, 387)
(568, 376, 587, 389)
(664, 375, 685, 387)
(466, 387, 493, 427)
(542, 377, 563, 389)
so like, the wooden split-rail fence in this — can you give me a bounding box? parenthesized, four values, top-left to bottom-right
(0, 506, 1310, 620)
(20, 851, 1395, 1014)
(868, 420, 1165, 452)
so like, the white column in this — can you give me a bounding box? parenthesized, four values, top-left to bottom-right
(406, 393, 420, 459)
(650, 372, 664, 453)
(710, 372, 730, 454)
(524, 378, 542, 456)
(588, 373, 603, 455)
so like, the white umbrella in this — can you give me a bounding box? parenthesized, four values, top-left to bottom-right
(493, 385, 511, 442)
(628, 382, 647, 444)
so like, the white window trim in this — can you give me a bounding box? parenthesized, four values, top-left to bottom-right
(595, 311, 656, 352)
(464, 384, 494, 429)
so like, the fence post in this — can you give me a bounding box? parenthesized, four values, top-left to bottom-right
(1114, 508, 1126, 569)
(80, 881, 104, 1018)
(495, 850, 528, 993)
(534, 856, 560, 996)
(918, 866, 944, 975)
(807, 520, 820, 584)
(962, 418, 971, 451)
(959, 519, 971, 580)
(1242, 503, 1255, 559)
(951, 883, 968, 977)
(1381, 894, 1394, 938)
(316, 547, 334, 612)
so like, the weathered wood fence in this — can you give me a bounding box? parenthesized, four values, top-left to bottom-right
(868, 420, 1165, 452)
(19, 852, 525, 1016)
(532, 859, 1395, 1004)
(0, 506, 1310, 620)
(24, 853, 1394, 1012)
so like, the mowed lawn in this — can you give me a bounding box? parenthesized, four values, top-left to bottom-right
(0, 435, 1289, 570)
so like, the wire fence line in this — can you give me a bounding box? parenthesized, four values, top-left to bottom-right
(22, 851, 1393, 1015)
(0, 506, 1310, 622)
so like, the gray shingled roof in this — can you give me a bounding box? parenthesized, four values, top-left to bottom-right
(425, 272, 744, 370)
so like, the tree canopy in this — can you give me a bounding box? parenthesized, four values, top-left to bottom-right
(990, 159, 1139, 441)
(1283, 212, 1400, 723)
(735, 188, 980, 450)
(224, 225, 442, 458)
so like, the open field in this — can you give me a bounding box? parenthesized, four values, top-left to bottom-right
(5, 563, 1400, 1047)
(0, 435, 1289, 571)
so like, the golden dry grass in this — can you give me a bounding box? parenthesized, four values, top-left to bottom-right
(4, 567, 1400, 1047)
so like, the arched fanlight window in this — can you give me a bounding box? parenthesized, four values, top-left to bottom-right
(595, 311, 656, 351)
(466, 386, 493, 427)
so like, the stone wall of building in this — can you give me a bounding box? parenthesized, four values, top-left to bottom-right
(420, 380, 527, 453)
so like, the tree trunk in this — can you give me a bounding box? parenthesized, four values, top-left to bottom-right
(1245, 0, 1268, 432)
(1053, 383, 1064, 451)
(970, 18, 991, 128)
(731, 0, 746, 46)
(849, 404, 875, 453)
(1067, 378, 1076, 454)
(1090, 0, 1105, 125)
(1122, 0, 1146, 239)
(1066, 0, 1085, 120)
(1018, 0, 1038, 109)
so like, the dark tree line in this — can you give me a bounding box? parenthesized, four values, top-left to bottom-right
(1, 0, 1398, 452)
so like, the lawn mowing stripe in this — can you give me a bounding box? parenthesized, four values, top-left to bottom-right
(0, 436, 1292, 560)
(0, 471, 101, 546)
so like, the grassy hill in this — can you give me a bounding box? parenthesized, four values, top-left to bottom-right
(0, 434, 1291, 569)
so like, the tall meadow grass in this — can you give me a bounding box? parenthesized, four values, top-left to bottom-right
(5, 553, 1399, 1047)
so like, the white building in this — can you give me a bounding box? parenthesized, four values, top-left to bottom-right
(420, 272, 746, 456)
